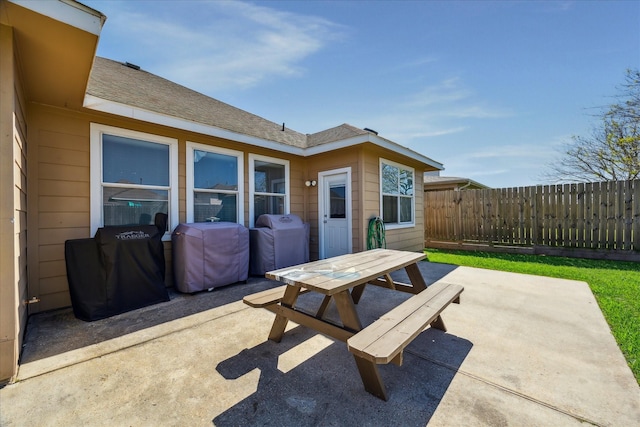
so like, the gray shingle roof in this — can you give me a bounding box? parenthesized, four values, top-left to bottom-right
(86, 57, 443, 170)
(306, 123, 371, 146)
(87, 57, 307, 147)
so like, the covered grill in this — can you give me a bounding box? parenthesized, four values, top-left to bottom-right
(65, 214, 170, 321)
(249, 214, 310, 275)
(171, 222, 249, 293)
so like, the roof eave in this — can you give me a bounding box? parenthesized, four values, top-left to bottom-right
(9, 0, 106, 35)
(306, 134, 443, 170)
(84, 94, 444, 169)
(84, 95, 306, 156)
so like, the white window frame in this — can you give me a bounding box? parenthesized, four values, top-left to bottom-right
(248, 153, 290, 228)
(379, 158, 415, 229)
(186, 142, 244, 224)
(90, 123, 179, 240)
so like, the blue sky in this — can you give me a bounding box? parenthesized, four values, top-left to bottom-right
(82, 0, 639, 188)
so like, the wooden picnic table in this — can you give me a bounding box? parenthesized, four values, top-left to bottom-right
(243, 248, 463, 400)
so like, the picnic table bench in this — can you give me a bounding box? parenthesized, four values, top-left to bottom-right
(243, 249, 464, 400)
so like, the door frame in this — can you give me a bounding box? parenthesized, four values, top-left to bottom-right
(318, 167, 352, 259)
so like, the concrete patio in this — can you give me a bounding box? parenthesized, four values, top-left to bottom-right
(1, 262, 639, 426)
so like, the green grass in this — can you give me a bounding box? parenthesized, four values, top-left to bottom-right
(424, 249, 640, 384)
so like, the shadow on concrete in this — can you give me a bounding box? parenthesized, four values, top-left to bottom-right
(213, 262, 467, 426)
(214, 316, 472, 426)
(19, 277, 279, 364)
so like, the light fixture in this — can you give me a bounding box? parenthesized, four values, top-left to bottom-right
(305, 180, 317, 187)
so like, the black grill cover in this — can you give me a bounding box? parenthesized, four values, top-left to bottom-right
(66, 223, 169, 321)
(65, 238, 109, 320)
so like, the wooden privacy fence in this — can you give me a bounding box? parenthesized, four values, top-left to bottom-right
(424, 180, 640, 254)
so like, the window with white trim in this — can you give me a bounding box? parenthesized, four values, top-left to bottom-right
(249, 154, 289, 227)
(90, 124, 178, 238)
(186, 143, 243, 223)
(380, 159, 415, 227)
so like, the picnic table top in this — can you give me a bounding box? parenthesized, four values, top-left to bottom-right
(265, 249, 426, 295)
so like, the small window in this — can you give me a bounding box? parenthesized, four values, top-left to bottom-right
(249, 154, 289, 226)
(380, 159, 414, 227)
(90, 124, 178, 238)
(186, 143, 243, 223)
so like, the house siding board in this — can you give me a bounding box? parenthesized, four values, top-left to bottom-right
(39, 180, 87, 197)
(39, 244, 64, 262)
(38, 212, 89, 229)
(39, 259, 66, 281)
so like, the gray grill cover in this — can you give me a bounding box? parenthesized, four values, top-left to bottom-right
(172, 222, 249, 293)
(250, 214, 310, 275)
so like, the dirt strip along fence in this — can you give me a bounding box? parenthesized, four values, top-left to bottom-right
(424, 180, 640, 261)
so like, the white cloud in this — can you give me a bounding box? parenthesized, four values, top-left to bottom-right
(346, 77, 511, 148)
(467, 144, 553, 159)
(98, 1, 343, 93)
(400, 78, 512, 119)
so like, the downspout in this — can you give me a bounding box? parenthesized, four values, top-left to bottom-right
(457, 180, 472, 191)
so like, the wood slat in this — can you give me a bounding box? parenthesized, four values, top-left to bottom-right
(243, 285, 309, 308)
(347, 281, 464, 364)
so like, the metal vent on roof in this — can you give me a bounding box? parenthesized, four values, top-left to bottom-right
(124, 62, 140, 70)
(364, 127, 378, 135)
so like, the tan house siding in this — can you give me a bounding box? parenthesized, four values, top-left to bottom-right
(25, 106, 317, 311)
(305, 146, 362, 259)
(361, 145, 427, 253)
(27, 105, 92, 313)
(0, 24, 28, 382)
(22, 102, 432, 318)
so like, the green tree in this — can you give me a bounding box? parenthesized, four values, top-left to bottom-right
(546, 69, 640, 183)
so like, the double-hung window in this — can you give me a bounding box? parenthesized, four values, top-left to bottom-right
(90, 124, 178, 238)
(186, 143, 243, 223)
(380, 158, 415, 227)
(249, 154, 289, 227)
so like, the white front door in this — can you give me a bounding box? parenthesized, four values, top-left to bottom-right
(319, 168, 352, 259)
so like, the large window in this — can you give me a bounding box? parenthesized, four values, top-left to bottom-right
(90, 124, 178, 238)
(186, 143, 243, 223)
(249, 154, 289, 226)
(380, 159, 415, 227)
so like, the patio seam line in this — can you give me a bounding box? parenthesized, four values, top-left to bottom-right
(404, 348, 604, 427)
(16, 304, 253, 383)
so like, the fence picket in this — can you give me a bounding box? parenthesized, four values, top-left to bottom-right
(576, 182, 585, 248)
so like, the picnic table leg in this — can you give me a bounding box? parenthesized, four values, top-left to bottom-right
(333, 290, 389, 399)
(268, 285, 301, 342)
(430, 314, 447, 332)
(315, 295, 332, 318)
(404, 262, 427, 293)
(353, 356, 388, 400)
(350, 284, 366, 304)
(333, 290, 362, 332)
